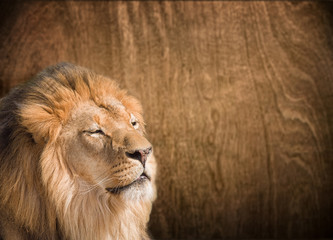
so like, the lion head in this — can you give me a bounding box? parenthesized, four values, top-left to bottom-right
(0, 63, 157, 240)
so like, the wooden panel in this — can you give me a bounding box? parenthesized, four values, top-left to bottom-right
(0, 2, 332, 238)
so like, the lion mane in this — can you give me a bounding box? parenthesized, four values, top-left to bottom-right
(0, 63, 157, 240)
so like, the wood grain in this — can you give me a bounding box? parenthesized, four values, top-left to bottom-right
(0, 2, 332, 239)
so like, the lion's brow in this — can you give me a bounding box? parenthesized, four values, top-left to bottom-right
(99, 98, 125, 112)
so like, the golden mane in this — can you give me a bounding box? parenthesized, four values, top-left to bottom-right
(0, 63, 156, 239)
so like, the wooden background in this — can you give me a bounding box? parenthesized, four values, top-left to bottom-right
(0, 1, 332, 239)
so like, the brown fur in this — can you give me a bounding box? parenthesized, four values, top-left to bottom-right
(0, 63, 157, 240)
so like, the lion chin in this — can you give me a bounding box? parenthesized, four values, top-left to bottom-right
(0, 63, 157, 240)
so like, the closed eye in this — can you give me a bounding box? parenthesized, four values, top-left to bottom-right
(84, 129, 105, 135)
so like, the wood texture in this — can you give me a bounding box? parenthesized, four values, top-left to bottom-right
(0, 2, 332, 239)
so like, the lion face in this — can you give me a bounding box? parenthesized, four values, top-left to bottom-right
(0, 63, 156, 239)
(60, 99, 156, 201)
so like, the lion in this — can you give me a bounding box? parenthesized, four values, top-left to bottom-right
(0, 63, 157, 240)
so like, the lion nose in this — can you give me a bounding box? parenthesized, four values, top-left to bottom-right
(126, 146, 152, 167)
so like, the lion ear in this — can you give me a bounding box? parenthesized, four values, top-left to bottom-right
(20, 104, 62, 144)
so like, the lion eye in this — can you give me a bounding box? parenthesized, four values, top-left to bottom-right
(130, 113, 139, 130)
(91, 129, 105, 134)
(84, 129, 105, 135)
(131, 120, 139, 130)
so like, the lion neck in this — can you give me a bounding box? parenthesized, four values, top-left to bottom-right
(49, 174, 152, 240)
(59, 185, 152, 240)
